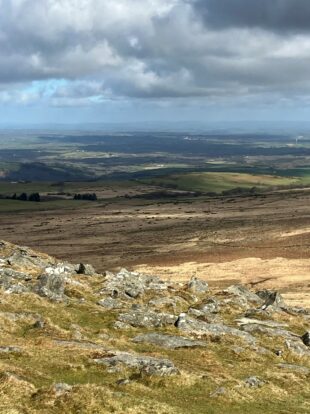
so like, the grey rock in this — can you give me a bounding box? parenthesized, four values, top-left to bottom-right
(210, 387, 227, 398)
(0, 346, 22, 353)
(200, 298, 220, 314)
(225, 285, 263, 306)
(6, 247, 52, 270)
(114, 321, 132, 330)
(44, 265, 72, 276)
(244, 308, 275, 318)
(301, 331, 310, 347)
(117, 309, 177, 328)
(0, 268, 32, 293)
(133, 333, 207, 349)
(53, 383, 73, 396)
(187, 307, 221, 323)
(256, 290, 285, 310)
(187, 308, 206, 318)
(244, 376, 265, 388)
(285, 339, 310, 357)
(101, 268, 168, 300)
(148, 296, 188, 312)
(175, 314, 255, 344)
(285, 307, 310, 316)
(77, 263, 96, 276)
(98, 333, 111, 341)
(35, 271, 66, 302)
(240, 323, 296, 340)
(97, 297, 124, 310)
(0, 268, 31, 282)
(94, 351, 178, 376)
(236, 317, 288, 329)
(187, 277, 208, 294)
(5, 284, 29, 294)
(188, 298, 221, 322)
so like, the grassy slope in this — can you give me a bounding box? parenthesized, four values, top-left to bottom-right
(0, 242, 309, 413)
(145, 172, 302, 193)
(1, 285, 309, 414)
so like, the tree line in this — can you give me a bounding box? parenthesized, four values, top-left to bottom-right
(0, 193, 41, 202)
(73, 193, 97, 201)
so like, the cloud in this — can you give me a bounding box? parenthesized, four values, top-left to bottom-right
(193, 0, 310, 33)
(1, 0, 310, 110)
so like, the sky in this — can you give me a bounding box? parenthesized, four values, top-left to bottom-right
(1, 0, 310, 127)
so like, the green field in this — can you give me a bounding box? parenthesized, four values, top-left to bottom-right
(145, 171, 308, 193)
(0, 199, 94, 213)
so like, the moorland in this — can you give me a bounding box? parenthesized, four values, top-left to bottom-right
(1, 130, 310, 306)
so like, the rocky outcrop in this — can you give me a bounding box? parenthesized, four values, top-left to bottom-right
(256, 290, 285, 310)
(77, 263, 97, 276)
(101, 268, 168, 299)
(117, 308, 177, 328)
(175, 313, 256, 344)
(187, 276, 208, 294)
(224, 285, 263, 307)
(0, 239, 309, 414)
(132, 333, 207, 349)
(93, 351, 179, 376)
(35, 268, 67, 302)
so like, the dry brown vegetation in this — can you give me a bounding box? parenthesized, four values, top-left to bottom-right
(1, 188, 310, 307)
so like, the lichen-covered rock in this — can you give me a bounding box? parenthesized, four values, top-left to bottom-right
(35, 270, 66, 301)
(53, 383, 73, 396)
(175, 314, 255, 344)
(236, 318, 288, 329)
(97, 297, 124, 310)
(117, 308, 177, 328)
(0, 346, 22, 353)
(93, 351, 179, 376)
(148, 296, 188, 312)
(5, 245, 54, 270)
(285, 339, 310, 357)
(101, 268, 168, 299)
(133, 333, 207, 349)
(0, 268, 32, 293)
(256, 290, 285, 310)
(244, 376, 265, 388)
(187, 277, 208, 294)
(200, 298, 220, 314)
(240, 323, 296, 340)
(224, 285, 263, 307)
(5, 284, 30, 294)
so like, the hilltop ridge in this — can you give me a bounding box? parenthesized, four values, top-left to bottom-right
(0, 240, 309, 413)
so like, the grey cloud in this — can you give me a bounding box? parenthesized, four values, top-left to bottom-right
(1, 0, 310, 106)
(193, 0, 310, 32)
